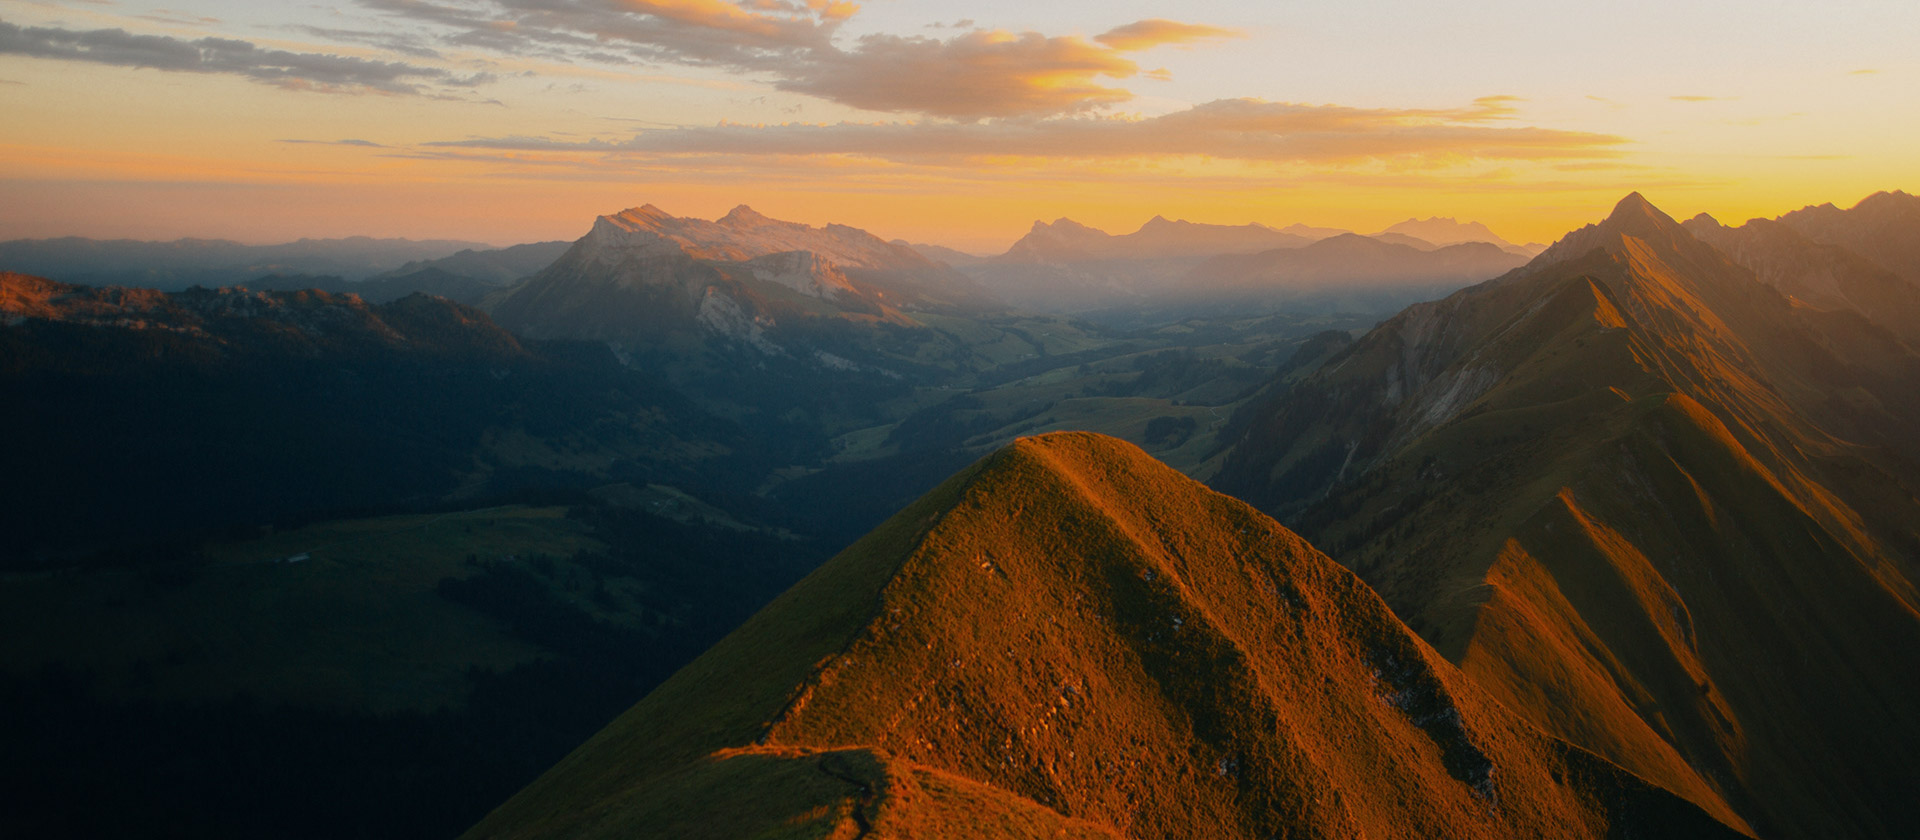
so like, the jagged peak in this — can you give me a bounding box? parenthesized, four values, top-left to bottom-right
(1608, 191, 1659, 221)
(1598, 193, 1694, 243)
(624, 204, 675, 221)
(1019, 218, 1107, 240)
(1686, 212, 1723, 229)
(1527, 192, 1696, 269)
(719, 204, 772, 226)
(1851, 189, 1918, 212)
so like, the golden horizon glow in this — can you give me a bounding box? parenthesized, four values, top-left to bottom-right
(1, 1, 1914, 252)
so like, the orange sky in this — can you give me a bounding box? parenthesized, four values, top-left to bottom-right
(1, 1, 1914, 251)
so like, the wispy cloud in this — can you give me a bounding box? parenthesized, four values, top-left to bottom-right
(352, 2, 1250, 119)
(354, 0, 842, 68)
(289, 25, 443, 59)
(279, 138, 390, 147)
(1093, 19, 1241, 51)
(423, 97, 1624, 165)
(0, 18, 475, 95)
(137, 9, 220, 26)
(779, 30, 1137, 119)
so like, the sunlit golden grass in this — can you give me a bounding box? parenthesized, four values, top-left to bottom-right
(466, 433, 1740, 839)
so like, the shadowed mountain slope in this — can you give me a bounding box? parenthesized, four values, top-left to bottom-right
(1215, 194, 1920, 838)
(466, 432, 1741, 840)
(1777, 190, 1920, 285)
(0, 272, 745, 562)
(375, 240, 572, 286)
(1684, 211, 1920, 343)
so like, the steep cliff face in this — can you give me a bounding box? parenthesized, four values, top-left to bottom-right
(1216, 194, 1920, 839)
(466, 433, 1742, 840)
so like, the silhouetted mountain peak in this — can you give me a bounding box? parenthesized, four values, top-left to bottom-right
(1603, 192, 1673, 231)
(1379, 216, 1515, 249)
(1532, 193, 1696, 268)
(718, 204, 773, 227)
(1853, 189, 1916, 212)
(1041, 217, 1103, 233)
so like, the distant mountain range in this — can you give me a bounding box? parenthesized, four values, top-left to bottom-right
(999, 216, 1312, 263)
(0, 235, 494, 291)
(956, 214, 1536, 316)
(1377, 216, 1543, 256)
(0, 209, 1545, 324)
(1174, 233, 1526, 313)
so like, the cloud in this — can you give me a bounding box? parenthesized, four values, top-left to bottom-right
(1093, 19, 1240, 51)
(280, 138, 390, 147)
(290, 25, 444, 59)
(353, 3, 1248, 119)
(778, 30, 1138, 119)
(138, 10, 222, 26)
(355, 0, 841, 67)
(426, 97, 1625, 165)
(0, 18, 472, 94)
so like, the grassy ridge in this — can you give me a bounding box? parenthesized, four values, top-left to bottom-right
(468, 433, 1742, 839)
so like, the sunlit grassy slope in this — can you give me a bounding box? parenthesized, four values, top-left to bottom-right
(1216, 194, 1920, 839)
(466, 432, 1740, 839)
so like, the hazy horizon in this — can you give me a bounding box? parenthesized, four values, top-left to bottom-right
(3, 1, 1914, 251)
(3, 191, 1906, 259)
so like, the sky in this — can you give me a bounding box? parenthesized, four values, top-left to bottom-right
(0, 0, 1914, 251)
